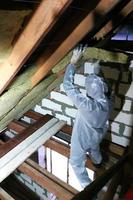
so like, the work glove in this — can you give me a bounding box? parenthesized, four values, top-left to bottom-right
(70, 45, 86, 65)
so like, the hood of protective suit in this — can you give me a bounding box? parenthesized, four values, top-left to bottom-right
(85, 74, 108, 100)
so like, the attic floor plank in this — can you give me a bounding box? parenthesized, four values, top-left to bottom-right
(18, 160, 77, 200)
(0, 114, 52, 158)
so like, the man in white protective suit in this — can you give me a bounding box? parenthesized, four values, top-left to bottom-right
(63, 48, 112, 189)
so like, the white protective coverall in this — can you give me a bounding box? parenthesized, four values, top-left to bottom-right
(63, 63, 110, 189)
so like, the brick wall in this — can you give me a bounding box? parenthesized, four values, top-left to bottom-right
(34, 63, 133, 147)
(14, 171, 55, 200)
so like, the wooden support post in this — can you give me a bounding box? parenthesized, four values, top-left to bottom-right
(0, 187, 15, 200)
(0, 118, 65, 182)
(0, 0, 73, 94)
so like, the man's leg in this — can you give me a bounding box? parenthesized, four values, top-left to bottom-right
(90, 145, 105, 179)
(90, 145, 102, 165)
(70, 134, 92, 189)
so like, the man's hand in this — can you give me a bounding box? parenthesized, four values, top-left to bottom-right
(70, 45, 86, 65)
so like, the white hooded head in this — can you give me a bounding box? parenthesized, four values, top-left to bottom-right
(85, 74, 108, 100)
(84, 59, 101, 75)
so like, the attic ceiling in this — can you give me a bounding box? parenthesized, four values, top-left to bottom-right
(0, 0, 132, 132)
(0, 2, 133, 198)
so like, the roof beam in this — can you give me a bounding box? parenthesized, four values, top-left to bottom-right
(0, 114, 52, 157)
(0, 0, 73, 94)
(29, 0, 126, 87)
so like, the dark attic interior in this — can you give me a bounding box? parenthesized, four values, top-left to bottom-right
(0, 0, 133, 200)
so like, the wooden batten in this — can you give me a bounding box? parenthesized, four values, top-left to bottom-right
(0, 0, 73, 94)
(0, 187, 15, 200)
(6, 111, 125, 171)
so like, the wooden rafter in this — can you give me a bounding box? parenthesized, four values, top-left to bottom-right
(0, 0, 124, 94)
(30, 0, 123, 87)
(0, 0, 73, 94)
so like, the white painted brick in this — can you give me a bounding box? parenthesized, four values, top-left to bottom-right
(51, 91, 74, 106)
(72, 118, 75, 125)
(34, 105, 52, 115)
(122, 100, 132, 111)
(55, 113, 71, 125)
(110, 122, 120, 134)
(123, 126, 132, 137)
(15, 174, 25, 183)
(35, 185, 45, 197)
(25, 181, 35, 192)
(125, 82, 133, 98)
(111, 111, 133, 126)
(119, 83, 129, 96)
(33, 182, 47, 198)
(42, 99, 62, 112)
(60, 83, 65, 92)
(9, 129, 18, 135)
(102, 67, 119, 80)
(74, 74, 86, 87)
(65, 107, 77, 118)
(21, 173, 32, 184)
(111, 134, 129, 147)
(5, 131, 15, 138)
(22, 116, 31, 124)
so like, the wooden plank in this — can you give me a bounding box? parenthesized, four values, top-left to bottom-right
(18, 160, 77, 200)
(0, 187, 15, 200)
(0, 114, 52, 157)
(0, 119, 65, 182)
(0, 0, 73, 94)
(19, 111, 126, 157)
(27, 159, 78, 195)
(45, 138, 95, 171)
(0, 140, 4, 145)
(0, 118, 58, 166)
(25, 110, 73, 134)
(8, 120, 29, 133)
(25, 110, 43, 121)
